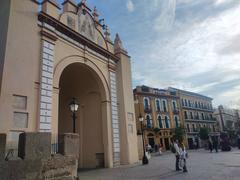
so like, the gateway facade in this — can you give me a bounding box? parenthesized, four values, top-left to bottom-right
(0, 0, 138, 168)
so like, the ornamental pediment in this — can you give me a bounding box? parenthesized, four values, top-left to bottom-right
(59, 2, 108, 50)
(78, 12, 95, 42)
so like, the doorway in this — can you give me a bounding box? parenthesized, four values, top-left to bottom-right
(164, 138, 170, 150)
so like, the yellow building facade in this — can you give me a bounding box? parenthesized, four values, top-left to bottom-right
(0, 0, 139, 168)
(134, 86, 184, 153)
(168, 88, 219, 149)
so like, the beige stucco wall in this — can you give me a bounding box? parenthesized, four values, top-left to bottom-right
(0, 0, 11, 93)
(0, 0, 40, 146)
(116, 52, 139, 164)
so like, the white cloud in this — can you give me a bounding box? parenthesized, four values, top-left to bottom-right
(154, 0, 176, 31)
(132, 1, 240, 108)
(216, 85, 240, 109)
(126, 0, 135, 12)
(215, 0, 229, 5)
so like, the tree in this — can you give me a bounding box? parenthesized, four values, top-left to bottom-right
(172, 126, 186, 142)
(199, 127, 209, 140)
(153, 127, 160, 133)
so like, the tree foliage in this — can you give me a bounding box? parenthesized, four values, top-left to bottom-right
(172, 126, 186, 142)
(199, 127, 209, 140)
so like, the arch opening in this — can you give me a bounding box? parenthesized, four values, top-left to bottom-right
(58, 62, 107, 168)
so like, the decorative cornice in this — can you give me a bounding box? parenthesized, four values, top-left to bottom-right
(182, 106, 214, 113)
(38, 12, 119, 62)
(41, 30, 58, 41)
(108, 64, 117, 71)
(115, 50, 130, 58)
(134, 91, 180, 99)
(185, 119, 216, 123)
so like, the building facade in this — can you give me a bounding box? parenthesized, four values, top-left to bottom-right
(168, 88, 219, 149)
(214, 105, 240, 132)
(134, 86, 184, 153)
(0, 0, 139, 168)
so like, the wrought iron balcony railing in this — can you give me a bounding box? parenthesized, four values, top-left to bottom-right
(144, 107, 152, 113)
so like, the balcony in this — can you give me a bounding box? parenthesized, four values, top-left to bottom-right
(194, 116, 199, 120)
(144, 107, 152, 113)
(143, 123, 154, 130)
(186, 128, 199, 133)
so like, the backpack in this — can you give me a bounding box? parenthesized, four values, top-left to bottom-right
(171, 144, 176, 153)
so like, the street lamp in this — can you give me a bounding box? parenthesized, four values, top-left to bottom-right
(69, 98, 79, 133)
(139, 114, 149, 165)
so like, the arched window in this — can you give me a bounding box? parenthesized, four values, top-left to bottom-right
(144, 97, 150, 110)
(165, 116, 170, 128)
(174, 116, 179, 128)
(172, 100, 177, 110)
(146, 114, 152, 128)
(162, 99, 167, 112)
(158, 115, 163, 128)
(155, 99, 161, 111)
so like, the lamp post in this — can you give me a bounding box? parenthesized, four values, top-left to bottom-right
(69, 98, 79, 133)
(139, 114, 149, 165)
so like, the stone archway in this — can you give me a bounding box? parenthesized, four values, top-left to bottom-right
(56, 60, 112, 168)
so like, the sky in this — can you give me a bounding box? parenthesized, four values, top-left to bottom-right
(55, 0, 240, 109)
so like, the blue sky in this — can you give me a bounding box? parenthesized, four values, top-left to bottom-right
(56, 0, 240, 109)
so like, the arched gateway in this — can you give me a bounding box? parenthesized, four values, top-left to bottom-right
(0, 0, 138, 168)
(56, 59, 110, 168)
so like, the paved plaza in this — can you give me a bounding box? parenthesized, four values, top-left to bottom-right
(78, 148, 240, 180)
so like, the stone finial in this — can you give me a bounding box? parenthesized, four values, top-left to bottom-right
(104, 25, 112, 42)
(114, 33, 124, 50)
(81, 0, 86, 5)
(78, 0, 91, 14)
(114, 33, 128, 54)
(93, 6, 99, 21)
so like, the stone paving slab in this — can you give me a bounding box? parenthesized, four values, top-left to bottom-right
(78, 148, 240, 180)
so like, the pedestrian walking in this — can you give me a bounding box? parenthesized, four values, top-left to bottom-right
(159, 144, 163, 155)
(155, 144, 159, 153)
(213, 137, 218, 153)
(208, 138, 213, 153)
(172, 139, 181, 171)
(179, 142, 188, 173)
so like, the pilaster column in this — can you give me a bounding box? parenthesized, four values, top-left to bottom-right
(39, 40, 55, 132)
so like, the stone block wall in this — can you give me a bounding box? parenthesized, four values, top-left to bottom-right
(0, 132, 79, 180)
(58, 133, 79, 158)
